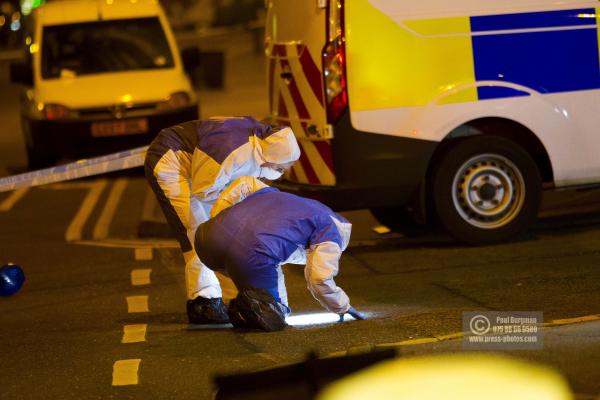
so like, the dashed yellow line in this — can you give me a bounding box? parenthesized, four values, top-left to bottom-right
(126, 296, 149, 313)
(134, 248, 153, 261)
(131, 269, 152, 286)
(122, 324, 147, 344)
(112, 359, 141, 386)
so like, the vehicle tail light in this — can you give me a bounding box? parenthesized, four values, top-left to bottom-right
(323, 0, 347, 124)
(44, 103, 72, 120)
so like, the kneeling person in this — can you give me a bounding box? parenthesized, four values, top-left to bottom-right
(194, 177, 365, 331)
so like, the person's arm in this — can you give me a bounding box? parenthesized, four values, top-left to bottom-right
(304, 241, 350, 314)
(210, 176, 269, 218)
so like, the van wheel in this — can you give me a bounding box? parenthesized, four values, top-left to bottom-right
(431, 136, 542, 245)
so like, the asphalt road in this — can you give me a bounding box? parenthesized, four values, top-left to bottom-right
(2, 35, 600, 399)
(1, 176, 600, 399)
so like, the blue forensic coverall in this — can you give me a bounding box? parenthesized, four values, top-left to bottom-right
(195, 178, 353, 314)
(144, 117, 300, 300)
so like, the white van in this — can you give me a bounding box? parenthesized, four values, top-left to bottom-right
(266, 0, 600, 244)
(10, 0, 198, 168)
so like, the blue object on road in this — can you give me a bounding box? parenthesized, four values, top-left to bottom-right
(0, 263, 25, 297)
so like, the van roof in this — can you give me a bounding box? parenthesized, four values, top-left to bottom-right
(36, 0, 163, 26)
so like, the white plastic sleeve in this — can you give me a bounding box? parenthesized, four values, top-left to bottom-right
(304, 241, 350, 314)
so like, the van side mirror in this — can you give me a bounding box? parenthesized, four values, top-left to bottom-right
(10, 62, 34, 86)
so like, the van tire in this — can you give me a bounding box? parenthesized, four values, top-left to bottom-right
(431, 136, 542, 245)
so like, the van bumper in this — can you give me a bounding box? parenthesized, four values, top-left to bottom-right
(26, 105, 198, 159)
(274, 111, 439, 212)
(272, 180, 422, 212)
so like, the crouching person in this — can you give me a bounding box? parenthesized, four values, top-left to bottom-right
(193, 176, 366, 332)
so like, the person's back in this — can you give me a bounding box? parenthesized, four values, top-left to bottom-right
(194, 179, 365, 331)
(196, 187, 349, 270)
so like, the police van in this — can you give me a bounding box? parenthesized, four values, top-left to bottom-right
(266, 0, 600, 244)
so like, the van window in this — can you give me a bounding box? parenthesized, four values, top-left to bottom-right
(41, 17, 174, 79)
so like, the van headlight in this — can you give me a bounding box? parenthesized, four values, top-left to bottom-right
(158, 91, 192, 110)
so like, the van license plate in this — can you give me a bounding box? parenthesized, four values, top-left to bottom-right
(91, 119, 149, 137)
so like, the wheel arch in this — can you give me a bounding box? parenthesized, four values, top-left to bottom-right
(417, 117, 553, 224)
(428, 117, 554, 185)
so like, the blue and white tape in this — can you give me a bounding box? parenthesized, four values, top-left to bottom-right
(0, 146, 148, 193)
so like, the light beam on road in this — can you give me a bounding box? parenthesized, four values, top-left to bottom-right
(286, 312, 356, 326)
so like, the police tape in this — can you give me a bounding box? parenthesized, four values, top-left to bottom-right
(0, 146, 149, 193)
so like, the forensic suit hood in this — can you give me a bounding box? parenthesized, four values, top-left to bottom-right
(260, 127, 301, 165)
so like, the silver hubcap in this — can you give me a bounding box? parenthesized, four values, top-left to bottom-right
(452, 154, 525, 229)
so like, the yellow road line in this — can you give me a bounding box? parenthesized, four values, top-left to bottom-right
(544, 314, 600, 327)
(0, 188, 29, 212)
(377, 337, 440, 347)
(93, 178, 128, 240)
(112, 359, 141, 386)
(65, 180, 107, 242)
(41, 182, 96, 190)
(131, 269, 152, 286)
(134, 248, 153, 261)
(122, 324, 147, 344)
(73, 238, 178, 249)
(126, 295, 149, 313)
(329, 314, 600, 357)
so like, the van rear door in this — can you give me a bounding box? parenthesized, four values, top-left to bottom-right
(265, 0, 336, 186)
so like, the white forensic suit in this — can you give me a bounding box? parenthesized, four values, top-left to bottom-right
(144, 117, 300, 300)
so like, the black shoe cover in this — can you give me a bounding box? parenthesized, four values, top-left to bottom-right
(227, 288, 287, 332)
(187, 297, 230, 324)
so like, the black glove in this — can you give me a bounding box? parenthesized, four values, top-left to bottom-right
(338, 306, 367, 322)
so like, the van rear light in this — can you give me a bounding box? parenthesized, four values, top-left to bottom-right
(44, 103, 73, 120)
(323, 37, 347, 124)
(323, 0, 347, 124)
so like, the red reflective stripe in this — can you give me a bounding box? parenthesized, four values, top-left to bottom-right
(272, 44, 287, 57)
(278, 92, 289, 118)
(299, 46, 324, 106)
(269, 58, 276, 111)
(298, 147, 320, 184)
(313, 140, 335, 173)
(280, 59, 311, 120)
(300, 121, 308, 136)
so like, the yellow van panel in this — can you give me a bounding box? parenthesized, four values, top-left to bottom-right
(345, 0, 478, 110)
(597, 8, 600, 62)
